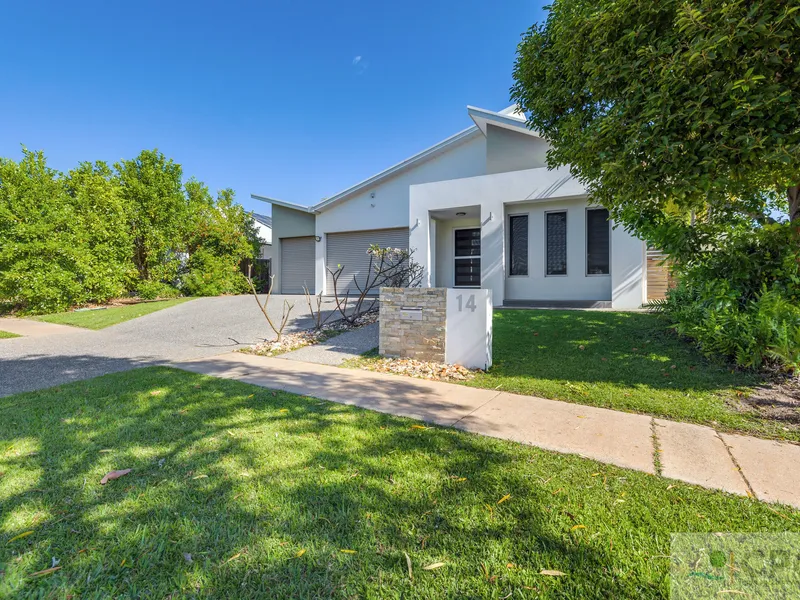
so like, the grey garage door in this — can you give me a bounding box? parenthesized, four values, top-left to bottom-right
(280, 236, 315, 294)
(325, 228, 409, 295)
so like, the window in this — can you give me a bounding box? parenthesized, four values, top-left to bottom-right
(509, 215, 528, 276)
(586, 208, 610, 275)
(546, 212, 567, 275)
(454, 228, 480, 287)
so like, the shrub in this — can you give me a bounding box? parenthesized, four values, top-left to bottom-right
(181, 248, 248, 297)
(662, 225, 800, 373)
(135, 280, 181, 301)
(0, 148, 259, 314)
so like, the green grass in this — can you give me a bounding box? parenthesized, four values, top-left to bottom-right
(0, 331, 20, 339)
(346, 310, 795, 442)
(31, 298, 190, 330)
(1, 368, 797, 599)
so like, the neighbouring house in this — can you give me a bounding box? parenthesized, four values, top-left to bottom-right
(251, 212, 274, 262)
(252, 105, 658, 308)
(246, 212, 273, 291)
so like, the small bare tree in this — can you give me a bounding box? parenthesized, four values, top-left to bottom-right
(246, 266, 294, 342)
(328, 245, 423, 325)
(303, 285, 336, 332)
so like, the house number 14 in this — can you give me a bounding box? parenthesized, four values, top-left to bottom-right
(456, 294, 477, 313)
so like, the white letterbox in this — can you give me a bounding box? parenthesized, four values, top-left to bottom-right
(445, 288, 492, 370)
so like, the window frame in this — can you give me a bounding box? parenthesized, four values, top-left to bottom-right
(453, 227, 481, 288)
(585, 207, 611, 277)
(507, 213, 530, 278)
(544, 210, 568, 277)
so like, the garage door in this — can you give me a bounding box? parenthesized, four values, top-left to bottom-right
(280, 236, 315, 294)
(325, 228, 409, 295)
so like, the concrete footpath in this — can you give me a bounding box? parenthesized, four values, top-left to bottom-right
(176, 352, 800, 510)
(0, 317, 82, 337)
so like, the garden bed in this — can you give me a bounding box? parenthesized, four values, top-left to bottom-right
(240, 309, 379, 357)
(342, 350, 480, 382)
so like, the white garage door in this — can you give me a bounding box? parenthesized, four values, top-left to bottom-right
(325, 228, 409, 295)
(280, 236, 315, 294)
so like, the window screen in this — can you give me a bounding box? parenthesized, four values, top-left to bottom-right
(509, 215, 528, 276)
(454, 258, 481, 287)
(546, 212, 567, 275)
(454, 228, 480, 286)
(586, 209, 610, 275)
(454, 228, 480, 257)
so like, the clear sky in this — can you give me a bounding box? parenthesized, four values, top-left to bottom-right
(1, 0, 547, 215)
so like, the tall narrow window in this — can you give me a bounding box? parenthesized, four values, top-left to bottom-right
(454, 228, 480, 287)
(546, 212, 567, 275)
(509, 215, 528, 276)
(586, 208, 610, 275)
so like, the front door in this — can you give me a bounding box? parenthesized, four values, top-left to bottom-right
(454, 228, 480, 287)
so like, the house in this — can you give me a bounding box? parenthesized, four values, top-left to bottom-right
(252, 105, 652, 308)
(246, 212, 273, 291)
(251, 212, 273, 262)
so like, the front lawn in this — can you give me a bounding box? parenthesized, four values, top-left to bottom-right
(346, 310, 796, 441)
(31, 298, 190, 330)
(1, 368, 797, 599)
(0, 331, 20, 339)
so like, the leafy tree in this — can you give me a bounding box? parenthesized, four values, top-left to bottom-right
(182, 180, 260, 296)
(65, 161, 135, 300)
(0, 147, 263, 313)
(115, 149, 188, 285)
(0, 149, 81, 312)
(511, 0, 800, 258)
(511, 0, 800, 372)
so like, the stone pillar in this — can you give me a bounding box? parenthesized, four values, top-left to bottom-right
(379, 287, 447, 362)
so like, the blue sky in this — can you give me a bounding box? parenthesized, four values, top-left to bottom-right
(0, 0, 546, 215)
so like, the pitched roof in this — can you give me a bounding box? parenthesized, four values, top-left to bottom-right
(251, 104, 528, 214)
(251, 212, 272, 228)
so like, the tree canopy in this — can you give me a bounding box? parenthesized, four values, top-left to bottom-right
(511, 0, 800, 258)
(0, 148, 262, 313)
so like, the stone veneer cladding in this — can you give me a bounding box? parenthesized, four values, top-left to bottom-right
(379, 287, 447, 362)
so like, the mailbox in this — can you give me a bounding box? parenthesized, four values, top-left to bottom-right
(399, 307, 423, 321)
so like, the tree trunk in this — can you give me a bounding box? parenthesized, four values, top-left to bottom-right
(790, 185, 800, 224)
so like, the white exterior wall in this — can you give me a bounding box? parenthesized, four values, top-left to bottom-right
(259, 243, 274, 261)
(313, 131, 488, 293)
(409, 166, 645, 309)
(504, 199, 612, 302)
(485, 124, 549, 174)
(611, 224, 646, 308)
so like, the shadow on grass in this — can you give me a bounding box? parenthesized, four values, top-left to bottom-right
(0, 366, 703, 598)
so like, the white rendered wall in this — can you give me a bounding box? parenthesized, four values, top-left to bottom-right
(410, 166, 587, 306)
(445, 288, 492, 370)
(611, 224, 645, 309)
(314, 131, 487, 293)
(503, 199, 612, 302)
(315, 132, 487, 235)
(485, 124, 549, 174)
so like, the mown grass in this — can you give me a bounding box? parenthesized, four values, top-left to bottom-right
(31, 298, 190, 330)
(0, 331, 20, 339)
(346, 310, 794, 442)
(1, 367, 797, 599)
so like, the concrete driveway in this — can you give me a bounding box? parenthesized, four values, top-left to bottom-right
(0, 295, 346, 397)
